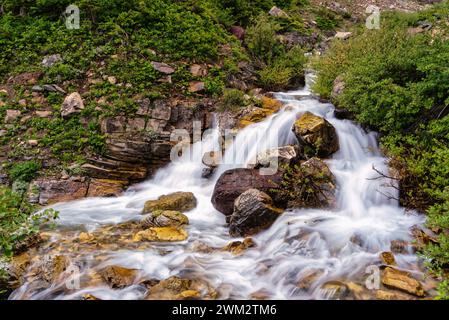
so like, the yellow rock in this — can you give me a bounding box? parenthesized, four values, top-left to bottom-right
(382, 267, 425, 297)
(100, 265, 138, 289)
(133, 227, 188, 242)
(380, 251, 396, 265)
(261, 96, 282, 111)
(376, 289, 414, 300)
(143, 192, 197, 213)
(176, 290, 201, 299)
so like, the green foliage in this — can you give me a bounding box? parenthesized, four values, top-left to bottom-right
(313, 3, 449, 298)
(315, 8, 340, 30)
(258, 46, 307, 90)
(0, 187, 58, 257)
(8, 161, 41, 183)
(245, 14, 283, 64)
(220, 88, 247, 111)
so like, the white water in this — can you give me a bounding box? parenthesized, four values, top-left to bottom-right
(11, 74, 425, 300)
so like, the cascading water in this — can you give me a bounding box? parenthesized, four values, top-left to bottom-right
(10, 74, 428, 300)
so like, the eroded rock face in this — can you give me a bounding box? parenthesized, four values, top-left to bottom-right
(30, 179, 88, 205)
(292, 112, 339, 158)
(229, 189, 283, 237)
(381, 267, 425, 297)
(143, 192, 197, 213)
(212, 168, 283, 216)
(61, 92, 84, 118)
(100, 265, 138, 289)
(86, 179, 127, 197)
(141, 210, 189, 228)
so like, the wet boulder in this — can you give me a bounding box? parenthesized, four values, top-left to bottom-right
(145, 276, 217, 300)
(143, 192, 197, 214)
(381, 267, 425, 297)
(292, 112, 339, 158)
(133, 227, 188, 242)
(211, 168, 283, 216)
(141, 210, 189, 228)
(229, 189, 283, 237)
(100, 265, 138, 289)
(222, 238, 256, 255)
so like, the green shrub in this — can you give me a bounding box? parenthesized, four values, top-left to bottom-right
(0, 187, 58, 257)
(258, 46, 306, 90)
(8, 161, 41, 182)
(245, 14, 283, 64)
(220, 89, 247, 111)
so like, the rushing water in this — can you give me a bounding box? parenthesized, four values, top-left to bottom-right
(11, 75, 427, 300)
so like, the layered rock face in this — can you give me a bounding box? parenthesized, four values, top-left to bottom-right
(84, 98, 213, 184)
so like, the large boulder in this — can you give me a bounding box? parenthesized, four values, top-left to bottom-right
(381, 267, 425, 297)
(212, 168, 283, 216)
(133, 227, 188, 242)
(292, 112, 339, 158)
(229, 189, 283, 237)
(141, 210, 189, 228)
(143, 192, 197, 213)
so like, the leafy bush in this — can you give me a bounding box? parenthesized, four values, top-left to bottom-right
(258, 46, 306, 90)
(245, 14, 283, 64)
(0, 187, 58, 257)
(8, 161, 41, 182)
(220, 89, 247, 111)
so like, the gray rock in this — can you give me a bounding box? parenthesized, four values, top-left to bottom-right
(42, 54, 62, 67)
(229, 189, 283, 237)
(151, 61, 175, 74)
(61, 92, 84, 118)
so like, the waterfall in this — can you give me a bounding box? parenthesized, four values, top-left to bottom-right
(10, 74, 425, 300)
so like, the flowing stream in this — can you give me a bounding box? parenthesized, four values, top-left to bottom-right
(10, 74, 427, 300)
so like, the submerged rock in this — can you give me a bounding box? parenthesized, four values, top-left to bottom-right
(380, 252, 397, 266)
(133, 227, 188, 242)
(143, 192, 197, 213)
(292, 112, 339, 158)
(376, 289, 415, 300)
(145, 276, 217, 300)
(141, 210, 189, 228)
(381, 267, 425, 297)
(222, 238, 256, 255)
(319, 281, 349, 300)
(211, 168, 283, 216)
(229, 189, 283, 237)
(100, 265, 138, 289)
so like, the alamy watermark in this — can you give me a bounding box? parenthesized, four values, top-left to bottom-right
(366, 5, 381, 30)
(65, 5, 80, 30)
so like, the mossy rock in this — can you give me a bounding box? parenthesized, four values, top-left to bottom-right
(292, 111, 339, 158)
(142, 192, 197, 213)
(141, 210, 189, 228)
